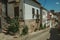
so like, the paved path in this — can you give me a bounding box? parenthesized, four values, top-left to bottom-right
(0, 28, 50, 40)
(29, 30, 50, 40)
(21, 28, 50, 40)
(0, 33, 20, 40)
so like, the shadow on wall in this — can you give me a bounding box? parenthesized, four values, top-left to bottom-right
(48, 28, 60, 40)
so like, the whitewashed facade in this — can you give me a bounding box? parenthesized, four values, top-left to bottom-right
(20, 0, 41, 33)
(42, 9, 48, 27)
(24, 0, 40, 20)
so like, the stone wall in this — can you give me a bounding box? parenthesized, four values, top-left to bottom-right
(25, 19, 40, 33)
(19, 19, 40, 34)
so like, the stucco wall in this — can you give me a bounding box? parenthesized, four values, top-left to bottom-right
(7, 4, 14, 18)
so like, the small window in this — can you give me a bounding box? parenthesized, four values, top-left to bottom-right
(37, 10, 38, 14)
(32, 8, 35, 19)
(42, 11, 45, 15)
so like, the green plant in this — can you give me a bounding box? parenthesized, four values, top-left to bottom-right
(44, 24, 46, 28)
(39, 24, 43, 29)
(4, 16, 11, 24)
(21, 25, 28, 35)
(34, 28, 38, 32)
(7, 17, 19, 34)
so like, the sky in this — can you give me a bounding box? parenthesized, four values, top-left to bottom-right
(38, 0, 60, 12)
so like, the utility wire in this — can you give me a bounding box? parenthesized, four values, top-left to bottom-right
(43, 0, 47, 7)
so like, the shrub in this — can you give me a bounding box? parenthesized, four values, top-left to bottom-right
(4, 16, 11, 24)
(34, 28, 38, 32)
(21, 25, 28, 35)
(7, 17, 19, 34)
(39, 24, 43, 29)
(44, 24, 46, 28)
(39, 24, 46, 30)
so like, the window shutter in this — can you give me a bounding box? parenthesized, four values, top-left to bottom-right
(32, 8, 35, 19)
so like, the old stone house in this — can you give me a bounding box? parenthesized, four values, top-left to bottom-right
(1, 0, 20, 32)
(1, 0, 41, 33)
(1, 0, 50, 34)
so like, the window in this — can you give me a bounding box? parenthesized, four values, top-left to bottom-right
(36, 10, 39, 23)
(14, 6, 19, 17)
(36, 10, 39, 19)
(32, 8, 35, 19)
(2, 0, 8, 16)
(37, 10, 38, 14)
(42, 11, 45, 15)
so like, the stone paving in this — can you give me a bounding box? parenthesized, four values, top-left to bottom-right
(0, 28, 50, 40)
(0, 33, 20, 40)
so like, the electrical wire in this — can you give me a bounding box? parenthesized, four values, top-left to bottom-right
(43, 0, 47, 7)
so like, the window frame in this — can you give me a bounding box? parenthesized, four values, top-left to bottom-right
(14, 6, 19, 17)
(32, 8, 35, 19)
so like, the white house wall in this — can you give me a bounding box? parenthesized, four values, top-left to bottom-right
(42, 9, 48, 26)
(42, 10, 47, 22)
(19, 0, 24, 19)
(24, 0, 40, 20)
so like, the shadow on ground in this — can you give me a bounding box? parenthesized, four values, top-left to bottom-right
(48, 28, 60, 40)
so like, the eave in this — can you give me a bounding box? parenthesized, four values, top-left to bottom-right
(32, 0, 41, 6)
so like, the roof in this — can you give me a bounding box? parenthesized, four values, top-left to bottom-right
(32, 0, 41, 6)
(33, 0, 49, 12)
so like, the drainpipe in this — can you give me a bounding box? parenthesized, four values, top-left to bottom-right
(0, 6, 1, 29)
(0, 16, 2, 32)
(40, 7, 43, 29)
(19, 0, 25, 37)
(0, 15, 1, 28)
